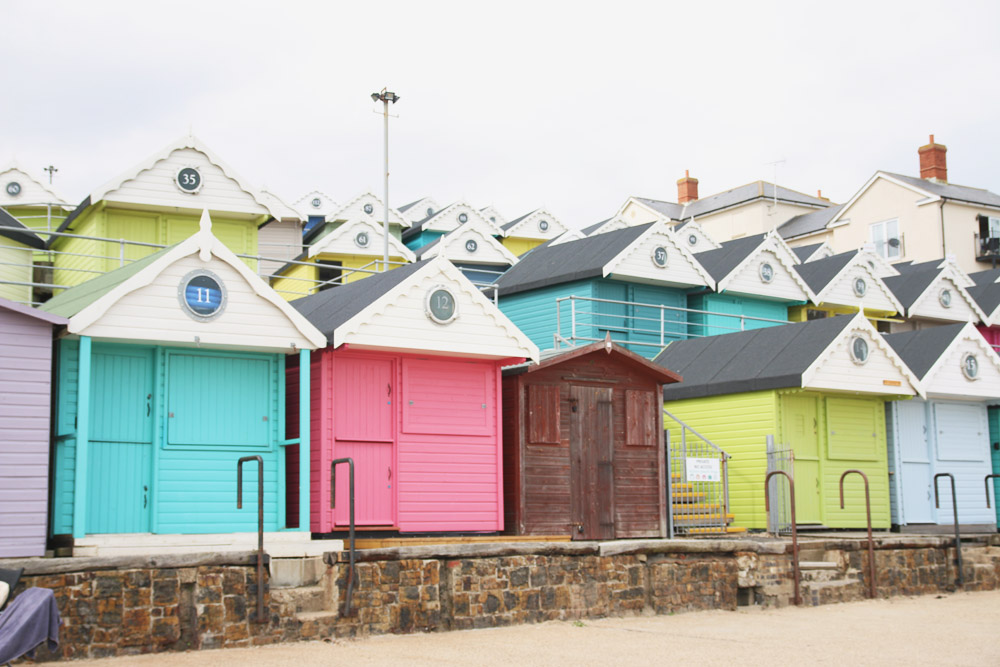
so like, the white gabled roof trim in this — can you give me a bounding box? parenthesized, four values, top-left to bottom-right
(602, 220, 716, 289)
(588, 216, 633, 236)
(922, 322, 1000, 390)
(717, 231, 817, 303)
(0, 162, 70, 207)
(829, 172, 937, 226)
(332, 256, 538, 361)
(816, 254, 904, 313)
(671, 219, 721, 250)
(615, 196, 672, 223)
(502, 208, 568, 239)
(68, 209, 326, 349)
(549, 229, 587, 246)
(799, 241, 834, 263)
(907, 273, 987, 322)
(801, 312, 924, 397)
(421, 201, 504, 236)
(326, 191, 409, 228)
(420, 218, 519, 265)
(88, 135, 284, 221)
(307, 218, 416, 262)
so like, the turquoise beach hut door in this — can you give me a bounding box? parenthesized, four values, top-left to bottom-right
(87, 345, 154, 533)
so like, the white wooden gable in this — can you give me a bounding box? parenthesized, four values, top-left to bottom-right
(0, 163, 69, 208)
(67, 211, 325, 353)
(718, 235, 815, 303)
(421, 202, 503, 236)
(818, 256, 902, 313)
(799, 242, 834, 263)
(480, 205, 507, 227)
(907, 273, 986, 323)
(328, 191, 409, 227)
(617, 197, 671, 225)
(308, 218, 415, 262)
(549, 229, 587, 246)
(91, 136, 279, 220)
(400, 197, 442, 224)
(294, 190, 339, 219)
(604, 222, 715, 289)
(803, 313, 921, 397)
(588, 216, 631, 236)
(672, 220, 720, 253)
(419, 219, 519, 266)
(856, 248, 900, 278)
(920, 323, 1000, 400)
(503, 208, 568, 241)
(333, 257, 538, 361)
(258, 189, 303, 222)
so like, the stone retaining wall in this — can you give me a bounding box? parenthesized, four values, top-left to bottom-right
(7, 535, 1000, 661)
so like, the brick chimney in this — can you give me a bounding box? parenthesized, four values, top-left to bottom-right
(918, 134, 947, 182)
(677, 170, 699, 204)
(816, 189, 830, 202)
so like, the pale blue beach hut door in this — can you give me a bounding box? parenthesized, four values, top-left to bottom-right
(896, 400, 932, 524)
(87, 345, 154, 533)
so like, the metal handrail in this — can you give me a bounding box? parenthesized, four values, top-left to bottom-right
(765, 470, 800, 605)
(933, 472, 963, 588)
(839, 469, 876, 599)
(985, 474, 1000, 508)
(237, 455, 267, 623)
(663, 408, 730, 459)
(331, 458, 357, 616)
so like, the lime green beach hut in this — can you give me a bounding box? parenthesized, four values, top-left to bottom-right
(654, 313, 922, 530)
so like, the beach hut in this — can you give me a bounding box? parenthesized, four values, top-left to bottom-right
(495, 221, 714, 358)
(0, 298, 67, 557)
(402, 202, 503, 252)
(290, 257, 538, 533)
(883, 260, 985, 332)
(671, 219, 721, 254)
(499, 208, 568, 256)
(501, 339, 681, 539)
(789, 250, 902, 326)
(0, 209, 45, 304)
(40, 212, 325, 548)
(654, 313, 921, 530)
(415, 217, 519, 286)
(688, 231, 814, 336)
(883, 323, 1000, 530)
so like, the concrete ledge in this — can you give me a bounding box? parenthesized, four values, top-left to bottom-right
(2, 550, 264, 575)
(327, 541, 600, 564)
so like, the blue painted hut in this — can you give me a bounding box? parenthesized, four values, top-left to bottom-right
(884, 323, 1000, 530)
(688, 231, 814, 336)
(494, 221, 715, 358)
(39, 211, 326, 554)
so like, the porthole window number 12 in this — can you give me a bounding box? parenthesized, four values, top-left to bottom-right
(435, 293, 451, 309)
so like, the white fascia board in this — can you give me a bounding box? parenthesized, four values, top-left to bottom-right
(717, 233, 817, 303)
(328, 191, 410, 228)
(0, 162, 70, 206)
(428, 221, 519, 265)
(308, 218, 416, 262)
(69, 210, 326, 349)
(503, 208, 568, 239)
(922, 322, 1000, 388)
(800, 311, 924, 397)
(909, 274, 988, 322)
(817, 256, 904, 313)
(830, 172, 934, 226)
(601, 221, 716, 289)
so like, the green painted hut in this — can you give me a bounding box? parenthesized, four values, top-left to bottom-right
(654, 313, 921, 530)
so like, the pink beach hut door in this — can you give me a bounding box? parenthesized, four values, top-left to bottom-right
(333, 356, 395, 527)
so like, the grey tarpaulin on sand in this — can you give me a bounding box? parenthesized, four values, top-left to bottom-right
(0, 587, 61, 664)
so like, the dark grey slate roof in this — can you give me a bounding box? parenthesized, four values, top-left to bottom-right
(692, 234, 766, 282)
(791, 243, 824, 262)
(791, 250, 856, 294)
(52, 195, 91, 237)
(290, 259, 431, 342)
(0, 208, 45, 249)
(883, 172, 1000, 209)
(397, 198, 429, 213)
(882, 269, 939, 310)
(683, 182, 831, 219)
(494, 223, 652, 296)
(778, 204, 845, 240)
(882, 323, 965, 380)
(968, 268, 1000, 287)
(967, 282, 1000, 317)
(501, 210, 534, 232)
(893, 259, 945, 274)
(582, 219, 611, 235)
(655, 315, 856, 401)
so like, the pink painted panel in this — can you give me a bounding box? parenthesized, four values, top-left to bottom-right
(310, 352, 331, 532)
(402, 359, 493, 436)
(332, 440, 394, 526)
(977, 325, 1000, 351)
(334, 356, 393, 442)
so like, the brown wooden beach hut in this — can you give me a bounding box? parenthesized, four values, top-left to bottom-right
(501, 338, 682, 540)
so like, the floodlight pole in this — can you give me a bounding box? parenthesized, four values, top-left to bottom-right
(371, 88, 400, 272)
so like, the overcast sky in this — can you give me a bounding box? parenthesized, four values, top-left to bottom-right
(4, 1, 999, 229)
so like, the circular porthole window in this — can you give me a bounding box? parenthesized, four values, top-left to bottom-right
(853, 277, 868, 297)
(465, 239, 478, 253)
(651, 246, 668, 268)
(458, 212, 469, 223)
(355, 231, 370, 248)
(175, 167, 202, 193)
(177, 269, 227, 321)
(5, 181, 22, 197)
(538, 220, 549, 232)
(850, 336, 869, 364)
(939, 289, 952, 308)
(311, 197, 322, 208)
(426, 207, 435, 217)
(688, 234, 698, 246)
(759, 263, 775, 284)
(425, 285, 458, 324)
(363, 203, 374, 215)
(962, 354, 980, 380)
(490, 216, 496, 223)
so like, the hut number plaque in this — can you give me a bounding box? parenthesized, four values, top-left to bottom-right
(850, 336, 869, 364)
(962, 354, 979, 380)
(5, 181, 21, 196)
(759, 262, 775, 284)
(458, 212, 469, 223)
(939, 289, 952, 308)
(853, 277, 868, 297)
(178, 269, 227, 321)
(175, 167, 202, 193)
(465, 239, 478, 253)
(538, 219, 549, 232)
(363, 203, 374, 214)
(651, 246, 668, 268)
(355, 231, 370, 248)
(426, 286, 458, 324)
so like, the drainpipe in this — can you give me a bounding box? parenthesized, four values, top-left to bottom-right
(939, 199, 947, 257)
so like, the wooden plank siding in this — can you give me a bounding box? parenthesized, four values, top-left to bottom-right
(0, 240, 34, 303)
(0, 308, 57, 557)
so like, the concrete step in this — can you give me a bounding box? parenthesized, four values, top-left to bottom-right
(73, 532, 342, 558)
(801, 578, 864, 606)
(798, 561, 839, 570)
(271, 556, 325, 588)
(271, 585, 326, 614)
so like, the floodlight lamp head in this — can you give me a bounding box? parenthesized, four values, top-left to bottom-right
(371, 92, 381, 102)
